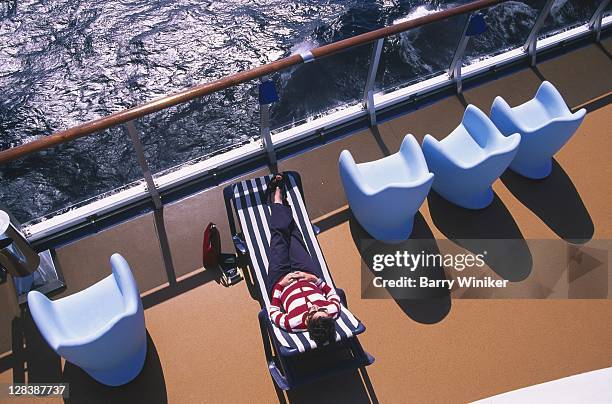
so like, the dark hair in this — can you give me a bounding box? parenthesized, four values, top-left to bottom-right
(307, 316, 335, 346)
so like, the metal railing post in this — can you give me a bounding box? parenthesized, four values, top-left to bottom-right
(260, 106, 276, 169)
(363, 39, 384, 126)
(125, 121, 176, 285)
(523, 0, 555, 66)
(259, 77, 278, 172)
(448, 13, 473, 94)
(125, 121, 162, 210)
(588, 0, 610, 42)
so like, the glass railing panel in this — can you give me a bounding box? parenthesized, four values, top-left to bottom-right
(374, 10, 469, 94)
(538, 0, 602, 39)
(463, 0, 547, 65)
(269, 43, 371, 132)
(0, 127, 142, 226)
(268, 2, 387, 132)
(140, 84, 259, 177)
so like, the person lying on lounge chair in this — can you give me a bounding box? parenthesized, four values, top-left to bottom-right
(265, 173, 340, 346)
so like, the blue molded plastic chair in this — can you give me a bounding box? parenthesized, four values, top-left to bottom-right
(422, 105, 520, 209)
(339, 134, 434, 241)
(28, 253, 147, 386)
(490, 81, 586, 179)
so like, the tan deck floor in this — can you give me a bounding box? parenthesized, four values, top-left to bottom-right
(1, 38, 611, 403)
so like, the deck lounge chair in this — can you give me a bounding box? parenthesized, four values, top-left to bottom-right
(223, 171, 374, 390)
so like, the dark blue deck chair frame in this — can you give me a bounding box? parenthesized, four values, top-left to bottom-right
(223, 171, 374, 390)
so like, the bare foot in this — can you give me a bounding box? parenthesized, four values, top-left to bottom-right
(273, 175, 283, 204)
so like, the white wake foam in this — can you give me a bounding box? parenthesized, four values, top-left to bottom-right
(393, 5, 446, 73)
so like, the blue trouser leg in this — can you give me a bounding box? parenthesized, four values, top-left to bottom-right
(267, 204, 294, 296)
(288, 216, 322, 278)
(266, 204, 322, 296)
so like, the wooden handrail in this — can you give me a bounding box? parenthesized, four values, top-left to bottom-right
(0, 0, 503, 164)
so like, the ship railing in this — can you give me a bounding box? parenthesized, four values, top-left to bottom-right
(0, 0, 609, 251)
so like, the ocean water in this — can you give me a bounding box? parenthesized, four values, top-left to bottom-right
(0, 0, 601, 224)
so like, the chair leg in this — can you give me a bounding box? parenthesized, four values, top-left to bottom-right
(268, 360, 291, 391)
(258, 310, 294, 390)
(349, 337, 375, 367)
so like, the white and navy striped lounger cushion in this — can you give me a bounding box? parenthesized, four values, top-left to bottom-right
(232, 173, 365, 354)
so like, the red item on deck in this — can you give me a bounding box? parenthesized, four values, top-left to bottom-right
(202, 223, 221, 269)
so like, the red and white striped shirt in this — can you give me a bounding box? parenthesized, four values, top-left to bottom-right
(268, 277, 341, 332)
